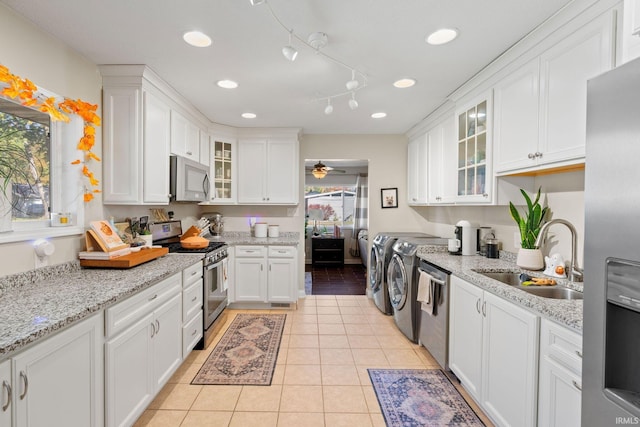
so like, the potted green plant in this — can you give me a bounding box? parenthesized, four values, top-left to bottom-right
(509, 187, 548, 270)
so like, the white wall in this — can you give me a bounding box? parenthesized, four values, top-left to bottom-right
(0, 4, 103, 275)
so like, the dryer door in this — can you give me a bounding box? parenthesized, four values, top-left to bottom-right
(369, 246, 383, 291)
(387, 253, 407, 309)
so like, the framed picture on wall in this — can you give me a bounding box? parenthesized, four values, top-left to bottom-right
(381, 188, 398, 209)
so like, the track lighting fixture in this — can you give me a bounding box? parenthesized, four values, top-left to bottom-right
(324, 99, 333, 115)
(346, 70, 359, 91)
(348, 93, 359, 110)
(250, 0, 369, 115)
(282, 30, 298, 61)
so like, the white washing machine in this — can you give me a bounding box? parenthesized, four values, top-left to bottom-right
(387, 236, 446, 342)
(369, 232, 436, 315)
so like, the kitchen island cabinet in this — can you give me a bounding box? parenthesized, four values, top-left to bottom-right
(449, 275, 539, 427)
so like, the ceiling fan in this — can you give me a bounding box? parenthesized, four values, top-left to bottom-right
(306, 161, 346, 179)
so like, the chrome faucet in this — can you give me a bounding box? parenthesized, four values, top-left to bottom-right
(534, 219, 583, 282)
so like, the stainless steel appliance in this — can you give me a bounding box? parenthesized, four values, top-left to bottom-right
(387, 236, 445, 342)
(454, 220, 478, 256)
(418, 259, 450, 371)
(170, 155, 210, 202)
(369, 232, 441, 315)
(583, 57, 640, 424)
(207, 212, 224, 236)
(151, 221, 228, 349)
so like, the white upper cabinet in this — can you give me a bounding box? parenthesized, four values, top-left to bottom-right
(199, 130, 210, 167)
(208, 138, 237, 203)
(237, 137, 299, 204)
(538, 11, 614, 167)
(455, 91, 493, 203)
(427, 117, 457, 204)
(101, 66, 172, 205)
(493, 59, 541, 173)
(407, 134, 428, 205)
(621, 0, 640, 64)
(170, 110, 200, 162)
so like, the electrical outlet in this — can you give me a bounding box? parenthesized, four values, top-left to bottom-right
(35, 254, 48, 269)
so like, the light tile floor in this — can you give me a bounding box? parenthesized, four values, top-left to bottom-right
(134, 295, 494, 427)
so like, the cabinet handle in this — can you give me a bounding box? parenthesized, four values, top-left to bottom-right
(476, 298, 481, 314)
(482, 193, 488, 198)
(572, 380, 582, 391)
(535, 151, 543, 158)
(156, 319, 160, 335)
(191, 329, 197, 337)
(191, 271, 198, 276)
(261, 264, 263, 271)
(186, 151, 193, 155)
(148, 294, 158, 302)
(2, 380, 11, 411)
(575, 350, 583, 358)
(528, 153, 536, 159)
(482, 301, 487, 317)
(151, 322, 156, 338)
(19, 371, 28, 400)
(191, 296, 198, 302)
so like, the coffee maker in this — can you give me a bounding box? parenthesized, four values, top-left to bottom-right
(455, 220, 479, 256)
(207, 212, 224, 236)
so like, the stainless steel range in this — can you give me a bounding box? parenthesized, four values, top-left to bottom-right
(151, 220, 228, 349)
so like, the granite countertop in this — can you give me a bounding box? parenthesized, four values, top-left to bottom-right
(208, 231, 300, 246)
(0, 253, 203, 359)
(416, 247, 583, 333)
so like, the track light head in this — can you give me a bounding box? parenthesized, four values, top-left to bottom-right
(249, 0, 265, 5)
(282, 45, 298, 61)
(348, 94, 359, 110)
(324, 100, 333, 115)
(346, 70, 359, 90)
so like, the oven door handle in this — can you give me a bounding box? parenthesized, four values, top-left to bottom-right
(205, 259, 224, 271)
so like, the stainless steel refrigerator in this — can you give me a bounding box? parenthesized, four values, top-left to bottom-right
(583, 56, 640, 425)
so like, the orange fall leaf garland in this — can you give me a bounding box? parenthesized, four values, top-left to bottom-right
(0, 64, 100, 202)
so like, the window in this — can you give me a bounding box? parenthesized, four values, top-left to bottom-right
(0, 96, 84, 241)
(0, 98, 50, 224)
(304, 185, 356, 235)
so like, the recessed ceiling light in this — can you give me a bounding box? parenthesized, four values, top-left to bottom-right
(371, 112, 387, 119)
(426, 28, 458, 45)
(393, 78, 416, 88)
(183, 31, 212, 47)
(241, 112, 257, 119)
(217, 80, 238, 89)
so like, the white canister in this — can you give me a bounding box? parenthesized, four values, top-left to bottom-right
(268, 225, 280, 238)
(254, 222, 268, 238)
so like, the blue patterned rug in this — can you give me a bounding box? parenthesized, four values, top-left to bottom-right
(192, 313, 286, 386)
(368, 369, 485, 426)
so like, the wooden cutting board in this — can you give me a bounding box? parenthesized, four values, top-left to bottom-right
(80, 247, 169, 268)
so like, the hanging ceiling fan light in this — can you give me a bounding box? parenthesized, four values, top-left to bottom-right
(312, 161, 328, 179)
(282, 30, 298, 61)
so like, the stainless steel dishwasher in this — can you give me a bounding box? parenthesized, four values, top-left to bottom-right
(418, 259, 451, 371)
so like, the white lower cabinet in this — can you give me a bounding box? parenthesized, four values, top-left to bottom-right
(0, 313, 104, 427)
(181, 261, 203, 358)
(105, 273, 183, 427)
(537, 319, 582, 427)
(449, 275, 539, 427)
(231, 245, 297, 303)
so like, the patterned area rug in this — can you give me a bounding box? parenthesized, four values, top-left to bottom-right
(192, 313, 286, 386)
(368, 369, 485, 427)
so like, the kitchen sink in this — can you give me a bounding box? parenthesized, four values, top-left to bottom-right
(473, 270, 583, 300)
(519, 287, 583, 300)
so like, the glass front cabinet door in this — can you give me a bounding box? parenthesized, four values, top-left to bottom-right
(455, 92, 492, 203)
(212, 139, 235, 202)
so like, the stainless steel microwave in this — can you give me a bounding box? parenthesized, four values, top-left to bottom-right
(169, 155, 210, 202)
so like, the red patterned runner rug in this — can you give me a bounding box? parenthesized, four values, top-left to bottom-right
(192, 313, 286, 386)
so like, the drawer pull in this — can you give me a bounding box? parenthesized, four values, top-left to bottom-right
(572, 380, 582, 391)
(191, 329, 197, 337)
(191, 296, 198, 302)
(482, 301, 487, 317)
(476, 298, 481, 314)
(148, 294, 158, 302)
(156, 319, 160, 334)
(191, 271, 198, 276)
(2, 380, 11, 411)
(575, 350, 583, 358)
(19, 371, 28, 400)
(151, 322, 156, 338)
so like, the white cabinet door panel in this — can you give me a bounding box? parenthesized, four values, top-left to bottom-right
(142, 90, 171, 204)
